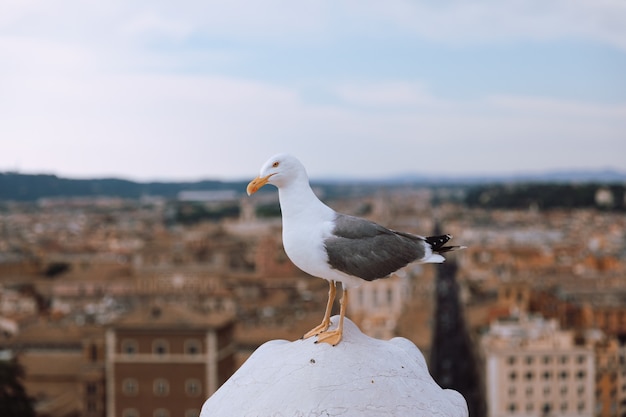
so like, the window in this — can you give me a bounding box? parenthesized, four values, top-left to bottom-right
(185, 410, 199, 417)
(121, 339, 138, 355)
(90, 344, 98, 362)
(153, 339, 169, 355)
(86, 382, 97, 395)
(595, 403, 603, 414)
(577, 370, 586, 380)
(560, 370, 569, 380)
(543, 371, 552, 380)
(525, 371, 534, 381)
(122, 409, 139, 417)
(542, 403, 552, 415)
(153, 378, 169, 396)
(185, 379, 202, 397)
(508, 403, 517, 412)
(525, 356, 533, 365)
(185, 339, 202, 355)
(577, 355, 586, 364)
(122, 378, 138, 396)
(509, 371, 517, 381)
(153, 409, 170, 417)
(507, 356, 516, 365)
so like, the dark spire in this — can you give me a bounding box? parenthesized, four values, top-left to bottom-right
(430, 241, 486, 416)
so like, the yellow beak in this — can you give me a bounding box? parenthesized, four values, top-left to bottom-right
(246, 174, 273, 195)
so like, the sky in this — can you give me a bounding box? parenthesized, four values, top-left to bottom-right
(1, 0, 625, 181)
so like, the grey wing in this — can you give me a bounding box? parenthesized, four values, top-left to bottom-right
(324, 214, 427, 281)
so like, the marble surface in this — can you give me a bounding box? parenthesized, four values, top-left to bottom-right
(201, 316, 468, 417)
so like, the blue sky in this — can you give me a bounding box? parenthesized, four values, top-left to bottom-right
(1, 1, 625, 181)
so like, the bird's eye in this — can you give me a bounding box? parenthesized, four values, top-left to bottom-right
(272, 161, 279, 168)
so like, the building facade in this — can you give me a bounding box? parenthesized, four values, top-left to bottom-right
(6, 322, 106, 417)
(594, 336, 626, 417)
(482, 314, 595, 417)
(348, 272, 411, 340)
(105, 304, 235, 417)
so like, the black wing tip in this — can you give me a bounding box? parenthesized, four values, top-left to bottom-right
(426, 234, 466, 254)
(425, 234, 451, 249)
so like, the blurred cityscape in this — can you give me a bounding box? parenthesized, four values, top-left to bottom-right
(1, 176, 625, 417)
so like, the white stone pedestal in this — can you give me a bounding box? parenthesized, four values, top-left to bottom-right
(201, 316, 468, 417)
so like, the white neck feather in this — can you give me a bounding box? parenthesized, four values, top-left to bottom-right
(278, 179, 333, 222)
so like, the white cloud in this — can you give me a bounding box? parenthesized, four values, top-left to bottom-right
(121, 13, 192, 40)
(3, 69, 624, 179)
(487, 95, 626, 120)
(352, 0, 626, 49)
(333, 82, 445, 109)
(1, 71, 312, 179)
(3, 0, 626, 48)
(0, 36, 98, 75)
(0, 0, 624, 179)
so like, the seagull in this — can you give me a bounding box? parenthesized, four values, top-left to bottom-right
(247, 153, 463, 345)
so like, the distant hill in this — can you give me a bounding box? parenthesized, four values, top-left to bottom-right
(464, 183, 626, 211)
(1, 168, 624, 202)
(0, 172, 248, 202)
(379, 168, 626, 185)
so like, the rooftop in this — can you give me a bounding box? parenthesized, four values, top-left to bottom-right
(112, 302, 234, 330)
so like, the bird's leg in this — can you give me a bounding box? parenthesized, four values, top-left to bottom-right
(302, 280, 336, 339)
(315, 287, 348, 346)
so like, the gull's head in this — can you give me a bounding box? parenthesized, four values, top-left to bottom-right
(247, 153, 307, 195)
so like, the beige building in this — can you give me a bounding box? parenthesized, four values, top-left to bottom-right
(348, 270, 413, 340)
(482, 314, 595, 417)
(7, 322, 106, 417)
